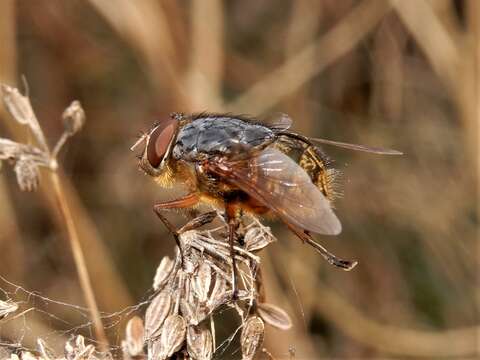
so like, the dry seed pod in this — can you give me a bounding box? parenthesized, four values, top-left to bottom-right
(187, 325, 213, 360)
(0, 299, 18, 319)
(19, 352, 36, 360)
(14, 158, 40, 191)
(145, 291, 172, 340)
(158, 314, 186, 359)
(1, 85, 35, 126)
(37, 339, 56, 360)
(153, 256, 175, 291)
(206, 275, 227, 311)
(122, 316, 145, 359)
(241, 316, 265, 360)
(62, 100, 85, 135)
(65, 335, 96, 360)
(244, 226, 276, 252)
(180, 299, 198, 326)
(192, 262, 212, 303)
(257, 303, 292, 330)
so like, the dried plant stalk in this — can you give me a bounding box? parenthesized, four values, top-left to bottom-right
(0, 84, 108, 350)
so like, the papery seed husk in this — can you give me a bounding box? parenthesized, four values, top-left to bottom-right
(180, 299, 198, 326)
(158, 314, 186, 359)
(257, 302, 292, 330)
(145, 291, 172, 340)
(75, 335, 86, 349)
(207, 274, 227, 309)
(20, 352, 37, 360)
(192, 262, 212, 303)
(241, 316, 265, 360)
(244, 226, 275, 252)
(124, 316, 145, 357)
(77, 344, 95, 359)
(0, 299, 18, 318)
(1, 85, 35, 125)
(187, 325, 213, 360)
(37, 339, 56, 360)
(62, 100, 85, 135)
(14, 158, 39, 191)
(153, 256, 175, 291)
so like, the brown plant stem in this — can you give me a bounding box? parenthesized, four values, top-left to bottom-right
(49, 171, 108, 351)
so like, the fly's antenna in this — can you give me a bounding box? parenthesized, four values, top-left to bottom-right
(130, 133, 148, 152)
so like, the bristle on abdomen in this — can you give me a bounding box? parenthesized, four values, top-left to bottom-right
(300, 145, 341, 202)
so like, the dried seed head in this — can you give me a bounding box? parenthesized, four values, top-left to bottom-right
(14, 157, 40, 191)
(145, 291, 172, 340)
(0, 299, 18, 319)
(153, 256, 175, 291)
(180, 299, 198, 326)
(0, 139, 46, 191)
(122, 316, 145, 359)
(62, 100, 85, 135)
(244, 225, 276, 252)
(37, 338, 56, 360)
(64, 335, 98, 360)
(206, 274, 227, 309)
(186, 325, 213, 360)
(1, 85, 35, 126)
(241, 316, 265, 360)
(257, 303, 292, 330)
(19, 352, 36, 360)
(192, 262, 212, 303)
(156, 314, 186, 359)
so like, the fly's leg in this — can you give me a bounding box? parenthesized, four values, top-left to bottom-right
(153, 193, 203, 266)
(225, 202, 240, 300)
(287, 224, 358, 271)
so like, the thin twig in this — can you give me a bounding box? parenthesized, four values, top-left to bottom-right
(49, 172, 109, 351)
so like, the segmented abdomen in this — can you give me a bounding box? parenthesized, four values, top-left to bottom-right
(273, 135, 340, 202)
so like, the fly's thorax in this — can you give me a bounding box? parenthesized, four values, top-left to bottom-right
(172, 115, 275, 162)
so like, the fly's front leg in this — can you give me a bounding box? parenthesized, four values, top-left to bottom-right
(153, 193, 201, 265)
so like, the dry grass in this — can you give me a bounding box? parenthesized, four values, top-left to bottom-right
(0, 0, 477, 359)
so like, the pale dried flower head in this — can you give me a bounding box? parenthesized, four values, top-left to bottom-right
(0, 83, 85, 190)
(0, 298, 19, 319)
(131, 216, 290, 360)
(62, 100, 86, 136)
(122, 316, 146, 360)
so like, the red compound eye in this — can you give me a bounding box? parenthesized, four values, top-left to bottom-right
(147, 120, 176, 168)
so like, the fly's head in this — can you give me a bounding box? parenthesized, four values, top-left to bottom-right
(132, 114, 182, 183)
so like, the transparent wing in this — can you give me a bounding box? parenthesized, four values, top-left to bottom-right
(260, 113, 293, 131)
(310, 137, 403, 155)
(208, 148, 342, 235)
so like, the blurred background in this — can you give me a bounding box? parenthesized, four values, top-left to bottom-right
(0, 0, 478, 358)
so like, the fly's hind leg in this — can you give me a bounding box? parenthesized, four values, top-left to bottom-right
(153, 193, 216, 265)
(225, 202, 241, 300)
(287, 224, 358, 271)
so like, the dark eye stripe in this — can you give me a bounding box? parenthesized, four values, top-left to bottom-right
(147, 120, 176, 168)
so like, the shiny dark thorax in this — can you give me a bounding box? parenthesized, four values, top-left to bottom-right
(170, 114, 336, 210)
(172, 115, 276, 162)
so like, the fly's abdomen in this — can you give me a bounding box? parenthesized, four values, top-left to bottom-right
(274, 135, 340, 202)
